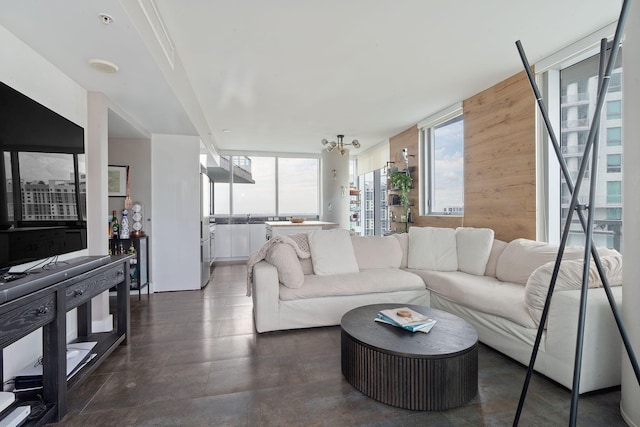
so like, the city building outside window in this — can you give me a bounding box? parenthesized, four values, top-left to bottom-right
(557, 45, 623, 250)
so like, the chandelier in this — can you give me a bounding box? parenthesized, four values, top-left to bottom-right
(321, 134, 361, 156)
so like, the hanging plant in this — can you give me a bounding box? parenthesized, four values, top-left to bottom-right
(388, 171, 413, 206)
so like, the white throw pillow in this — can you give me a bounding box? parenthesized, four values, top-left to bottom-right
(455, 227, 495, 276)
(495, 238, 584, 285)
(350, 235, 402, 269)
(265, 243, 304, 288)
(524, 254, 623, 326)
(408, 227, 458, 271)
(308, 229, 359, 275)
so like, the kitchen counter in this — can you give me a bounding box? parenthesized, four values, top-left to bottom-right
(265, 221, 338, 238)
(264, 221, 338, 227)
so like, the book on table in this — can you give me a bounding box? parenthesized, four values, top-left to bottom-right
(375, 307, 437, 333)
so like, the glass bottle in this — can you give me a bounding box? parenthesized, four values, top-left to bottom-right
(111, 210, 119, 239)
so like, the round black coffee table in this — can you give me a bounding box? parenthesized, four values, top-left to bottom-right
(341, 303, 478, 410)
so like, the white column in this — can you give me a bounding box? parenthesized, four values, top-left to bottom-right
(86, 92, 112, 333)
(151, 134, 201, 292)
(321, 149, 350, 228)
(621, 2, 640, 425)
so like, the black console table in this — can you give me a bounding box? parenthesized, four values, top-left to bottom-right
(0, 255, 131, 424)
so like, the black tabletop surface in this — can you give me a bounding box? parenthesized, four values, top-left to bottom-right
(341, 303, 478, 358)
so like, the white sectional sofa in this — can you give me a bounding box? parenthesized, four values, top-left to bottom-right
(249, 227, 623, 393)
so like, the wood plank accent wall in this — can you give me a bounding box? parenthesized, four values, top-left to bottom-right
(389, 70, 537, 241)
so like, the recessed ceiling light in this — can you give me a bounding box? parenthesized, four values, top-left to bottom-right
(222, 129, 231, 133)
(88, 58, 119, 73)
(98, 13, 114, 25)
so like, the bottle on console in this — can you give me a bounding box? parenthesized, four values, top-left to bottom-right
(120, 209, 130, 239)
(111, 210, 119, 239)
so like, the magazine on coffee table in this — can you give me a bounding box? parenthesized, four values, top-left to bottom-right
(374, 307, 437, 333)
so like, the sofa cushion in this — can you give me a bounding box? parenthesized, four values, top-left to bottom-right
(308, 229, 359, 275)
(408, 269, 536, 328)
(351, 235, 402, 269)
(265, 243, 304, 288)
(408, 227, 458, 271)
(391, 233, 409, 268)
(495, 239, 584, 285)
(455, 227, 494, 276)
(279, 268, 426, 301)
(484, 239, 508, 277)
(525, 254, 623, 327)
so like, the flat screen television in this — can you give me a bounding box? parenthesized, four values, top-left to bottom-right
(0, 81, 87, 272)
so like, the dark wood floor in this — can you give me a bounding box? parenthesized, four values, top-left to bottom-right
(52, 263, 625, 426)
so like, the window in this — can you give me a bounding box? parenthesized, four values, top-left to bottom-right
(212, 154, 319, 217)
(355, 167, 389, 236)
(607, 154, 621, 173)
(277, 158, 318, 216)
(607, 100, 622, 119)
(607, 181, 621, 204)
(549, 41, 623, 251)
(607, 208, 621, 220)
(607, 127, 622, 146)
(420, 105, 464, 215)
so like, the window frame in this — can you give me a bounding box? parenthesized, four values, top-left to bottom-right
(212, 152, 320, 219)
(534, 22, 621, 246)
(418, 103, 464, 216)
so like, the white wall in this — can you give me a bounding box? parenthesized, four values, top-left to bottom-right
(321, 150, 350, 228)
(621, 2, 640, 425)
(0, 24, 94, 382)
(151, 134, 201, 292)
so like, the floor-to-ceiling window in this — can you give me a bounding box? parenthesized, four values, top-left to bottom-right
(558, 45, 623, 250)
(357, 167, 388, 236)
(212, 154, 319, 218)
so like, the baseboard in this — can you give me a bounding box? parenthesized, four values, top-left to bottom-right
(621, 402, 639, 427)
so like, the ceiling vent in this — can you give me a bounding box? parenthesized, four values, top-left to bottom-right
(138, 0, 175, 69)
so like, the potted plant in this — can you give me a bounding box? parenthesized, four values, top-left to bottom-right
(388, 171, 412, 206)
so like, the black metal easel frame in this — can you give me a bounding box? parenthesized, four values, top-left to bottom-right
(513, 0, 640, 425)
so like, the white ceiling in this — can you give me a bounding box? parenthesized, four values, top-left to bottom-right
(0, 0, 622, 156)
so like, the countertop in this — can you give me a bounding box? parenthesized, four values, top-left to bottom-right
(264, 221, 338, 227)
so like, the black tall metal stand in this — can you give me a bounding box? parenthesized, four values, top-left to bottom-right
(513, 0, 640, 425)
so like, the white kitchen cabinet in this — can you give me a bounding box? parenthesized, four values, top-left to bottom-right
(249, 223, 267, 254)
(215, 223, 268, 260)
(215, 224, 233, 258)
(230, 224, 250, 257)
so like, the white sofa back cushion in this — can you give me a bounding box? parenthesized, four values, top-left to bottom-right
(495, 238, 584, 285)
(351, 235, 402, 269)
(408, 227, 458, 271)
(391, 233, 409, 268)
(484, 239, 508, 277)
(308, 229, 359, 275)
(525, 254, 623, 326)
(455, 227, 494, 276)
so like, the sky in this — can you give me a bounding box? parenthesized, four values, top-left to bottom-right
(432, 119, 464, 211)
(214, 156, 318, 216)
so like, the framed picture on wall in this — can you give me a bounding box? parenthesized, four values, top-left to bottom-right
(108, 165, 128, 197)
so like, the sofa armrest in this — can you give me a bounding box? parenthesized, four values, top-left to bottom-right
(546, 286, 623, 391)
(252, 261, 281, 333)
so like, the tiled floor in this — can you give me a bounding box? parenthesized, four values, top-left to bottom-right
(52, 263, 626, 426)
